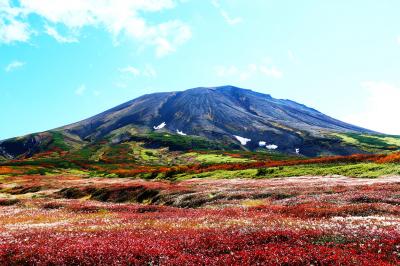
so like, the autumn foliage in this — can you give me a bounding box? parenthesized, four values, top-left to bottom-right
(376, 152, 400, 163)
(1, 169, 400, 265)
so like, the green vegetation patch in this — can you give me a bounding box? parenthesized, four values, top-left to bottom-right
(140, 149, 160, 161)
(335, 133, 400, 152)
(261, 163, 400, 178)
(181, 152, 251, 164)
(176, 163, 400, 180)
(89, 146, 109, 162)
(176, 169, 257, 180)
(49, 131, 71, 151)
(130, 133, 238, 151)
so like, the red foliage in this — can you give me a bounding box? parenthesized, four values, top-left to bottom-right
(0, 166, 21, 175)
(376, 152, 400, 163)
(2, 176, 400, 265)
(1, 228, 398, 265)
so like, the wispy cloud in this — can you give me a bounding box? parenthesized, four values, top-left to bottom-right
(211, 0, 243, 26)
(0, 0, 191, 56)
(75, 84, 86, 96)
(114, 82, 128, 89)
(220, 10, 242, 26)
(74, 84, 100, 96)
(215, 65, 239, 77)
(143, 65, 157, 78)
(5, 60, 25, 72)
(119, 65, 157, 78)
(343, 81, 400, 135)
(45, 25, 77, 43)
(119, 66, 141, 77)
(215, 62, 283, 80)
(287, 49, 299, 64)
(259, 65, 283, 79)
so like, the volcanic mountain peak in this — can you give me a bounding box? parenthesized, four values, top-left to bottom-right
(57, 85, 374, 152)
(0, 85, 378, 158)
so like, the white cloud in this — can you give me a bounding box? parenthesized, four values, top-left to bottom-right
(5, 60, 25, 72)
(115, 82, 128, 89)
(215, 63, 283, 80)
(119, 66, 141, 76)
(143, 64, 157, 78)
(210, 0, 221, 8)
(0, 17, 31, 43)
(211, 0, 242, 26)
(119, 64, 156, 78)
(259, 66, 283, 79)
(75, 84, 86, 95)
(397, 36, 400, 45)
(0, 0, 31, 43)
(0, 0, 191, 56)
(152, 20, 192, 57)
(288, 50, 294, 60)
(220, 10, 242, 25)
(215, 65, 239, 77)
(287, 49, 299, 64)
(343, 81, 400, 135)
(44, 25, 77, 43)
(154, 37, 174, 57)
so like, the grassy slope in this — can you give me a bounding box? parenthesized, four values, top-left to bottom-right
(2, 130, 400, 180)
(129, 132, 239, 151)
(180, 152, 252, 164)
(175, 163, 400, 180)
(2, 158, 400, 180)
(334, 133, 400, 153)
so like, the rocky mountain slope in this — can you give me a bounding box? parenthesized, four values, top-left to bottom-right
(1, 85, 389, 159)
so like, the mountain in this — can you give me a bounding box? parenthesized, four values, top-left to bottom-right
(0, 85, 384, 159)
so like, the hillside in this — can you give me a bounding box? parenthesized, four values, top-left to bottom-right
(1, 85, 397, 160)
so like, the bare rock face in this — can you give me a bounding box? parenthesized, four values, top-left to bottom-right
(0, 147, 12, 160)
(0, 133, 53, 158)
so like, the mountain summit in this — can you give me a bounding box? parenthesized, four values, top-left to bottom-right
(0, 86, 375, 158)
(61, 86, 372, 149)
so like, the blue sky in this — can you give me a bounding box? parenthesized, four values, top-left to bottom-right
(1, 0, 400, 139)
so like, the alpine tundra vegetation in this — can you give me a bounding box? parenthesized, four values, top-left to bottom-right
(1, 0, 400, 265)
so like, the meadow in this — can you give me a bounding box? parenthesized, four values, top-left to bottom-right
(0, 150, 400, 265)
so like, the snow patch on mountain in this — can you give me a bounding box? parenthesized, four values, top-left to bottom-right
(153, 122, 166, 130)
(259, 141, 278, 150)
(177, 130, 187, 136)
(266, 144, 278, 150)
(234, 135, 251, 145)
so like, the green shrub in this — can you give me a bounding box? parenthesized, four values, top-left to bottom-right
(256, 168, 275, 176)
